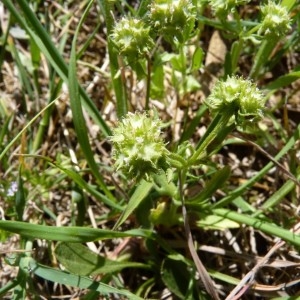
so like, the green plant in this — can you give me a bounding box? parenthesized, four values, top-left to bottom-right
(1, 0, 300, 299)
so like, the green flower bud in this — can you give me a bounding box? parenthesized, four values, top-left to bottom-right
(259, 2, 291, 37)
(110, 112, 169, 180)
(149, 0, 196, 44)
(209, 0, 250, 15)
(111, 17, 154, 60)
(205, 76, 265, 125)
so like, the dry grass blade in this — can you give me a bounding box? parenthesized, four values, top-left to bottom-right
(180, 171, 220, 300)
(226, 222, 300, 300)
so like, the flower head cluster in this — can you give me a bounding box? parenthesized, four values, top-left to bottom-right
(259, 2, 291, 37)
(149, 0, 196, 43)
(209, 0, 250, 16)
(111, 17, 154, 60)
(110, 112, 169, 180)
(205, 76, 265, 125)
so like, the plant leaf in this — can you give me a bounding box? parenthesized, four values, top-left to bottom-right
(113, 180, 153, 229)
(0, 221, 152, 242)
(55, 243, 147, 276)
(20, 257, 143, 300)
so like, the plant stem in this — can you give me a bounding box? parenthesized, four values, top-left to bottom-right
(98, 0, 128, 118)
(145, 55, 151, 110)
(189, 107, 235, 165)
(250, 37, 279, 79)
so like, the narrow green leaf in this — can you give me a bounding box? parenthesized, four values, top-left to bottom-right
(281, 0, 297, 10)
(190, 47, 203, 72)
(0, 221, 151, 242)
(15, 168, 26, 221)
(213, 208, 300, 246)
(113, 180, 153, 229)
(179, 105, 207, 143)
(8, 37, 34, 102)
(188, 166, 231, 204)
(100, 0, 127, 117)
(68, 0, 115, 202)
(265, 71, 300, 90)
(161, 258, 196, 300)
(0, 280, 19, 296)
(55, 243, 148, 276)
(252, 173, 300, 217)
(22, 257, 143, 300)
(196, 215, 239, 230)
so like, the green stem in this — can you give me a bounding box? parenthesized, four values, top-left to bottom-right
(145, 55, 151, 110)
(250, 37, 279, 79)
(189, 107, 235, 165)
(230, 39, 244, 74)
(99, 0, 128, 118)
(152, 171, 178, 201)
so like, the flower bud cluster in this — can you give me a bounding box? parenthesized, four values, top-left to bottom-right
(209, 0, 250, 15)
(149, 0, 196, 43)
(259, 2, 291, 37)
(110, 112, 169, 180)
(205, 76, 265, 125)
(111, 17, 154, 60)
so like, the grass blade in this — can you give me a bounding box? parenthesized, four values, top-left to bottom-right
(0, 220, 151, 242)
(21, 257, 143, 300)
(213, 208, 300, 246)
(113, 180, 153, 229)
(68, 0, 115, 201)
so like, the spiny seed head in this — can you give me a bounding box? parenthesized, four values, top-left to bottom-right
(149, 0, 196, 43)
(111, 17, 154, 59)
(259, 2, 291, 37)
(209, 0, 250, 15)
(205, 76, 266, 125)
(110, 112, 169, 180)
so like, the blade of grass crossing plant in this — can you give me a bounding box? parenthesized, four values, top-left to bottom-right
(113, 180, 153, 229)
(68, 0, 115, 202)
(21, 257, 143, 300)
(0, 220, 151, 242)
(213, 208, 300, 246)
(3, 0, 110, 136)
